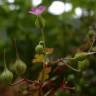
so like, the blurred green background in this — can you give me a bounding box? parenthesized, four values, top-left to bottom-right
(0, 0, 96, 95)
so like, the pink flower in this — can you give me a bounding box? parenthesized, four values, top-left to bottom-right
(29, 5, 46, 16)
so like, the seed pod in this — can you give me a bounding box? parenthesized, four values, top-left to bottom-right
(78, 59, 89, 71)
(35, 44, 44, 53)
(74, 52, 87, 61)
(0, 67, 13, 84)
(13, 59, 27, 75)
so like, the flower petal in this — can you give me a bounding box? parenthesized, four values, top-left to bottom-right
(29, 5, 46, 16)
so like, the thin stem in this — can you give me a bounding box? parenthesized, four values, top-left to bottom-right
(50, 58, 80, 72)
(41, 28, 46, 82)
(9, 78, 35, 86)
(9, 79, 24, 86)
(4, 49, 7, 69)
(14, 39, 19, 59)
(41, 28, 46, 50)
(64, 64, 80, 72)
(38, 17, 46, 81)
(44, 88, 54, 96)
(35, 16, 46, 96)
(87, 52, 96, 55)
(39, 29, 46, 82)
(40, 62, 46, 83)
(40, 18, 46, 96)
(63, 86, 75, 90)
(35, 16, 46, 50)
(35, 16, 39, 27)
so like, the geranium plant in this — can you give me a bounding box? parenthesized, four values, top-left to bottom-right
(0, 2, 96, 96)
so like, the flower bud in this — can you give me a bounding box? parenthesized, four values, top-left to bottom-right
(0, 68, 13, 84)
(39, 41, 45, 45)
(13, 59, 27, 75)
(35, 44, 44, 53)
